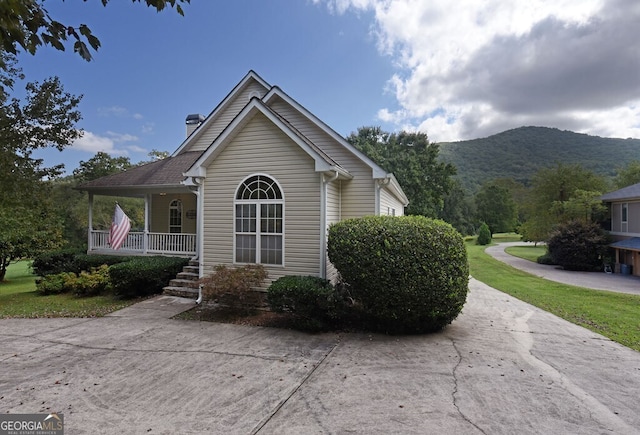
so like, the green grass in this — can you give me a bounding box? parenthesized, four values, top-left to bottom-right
(467, 240, 640, 352)
(504, 245, 547, 262)
(0, 261, 138, 319)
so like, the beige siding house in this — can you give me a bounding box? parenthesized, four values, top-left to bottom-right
(601, 183, 640, 275)
(78, 71, 408, 284)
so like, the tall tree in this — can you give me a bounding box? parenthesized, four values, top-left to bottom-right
(0, 58, 81, 280)
(614, 160, 640, 189)
(474, 182, 517, 235)
(347, 126, 457, 217)
(519, 163, 608, 242)
(73, 151, 132, 182)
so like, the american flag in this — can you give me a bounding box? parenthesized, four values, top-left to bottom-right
(108, 203, 131, 250)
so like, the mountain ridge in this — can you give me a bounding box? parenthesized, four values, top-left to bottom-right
(437, 126, 640, 192)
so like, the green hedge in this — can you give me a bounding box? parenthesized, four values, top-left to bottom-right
(32, 249, 133, 276)
(267, 275, 345, 330)
(328, 215, 469, 334)
(109, 256, 189, 298)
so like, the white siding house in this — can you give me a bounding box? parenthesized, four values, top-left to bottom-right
(78, 71, 409, 286)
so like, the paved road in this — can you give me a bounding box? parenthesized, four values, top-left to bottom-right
(2, 290, 640, 434)
(486, 242, 640, 295)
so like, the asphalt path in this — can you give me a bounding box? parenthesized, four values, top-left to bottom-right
(485, 242, 640, 295)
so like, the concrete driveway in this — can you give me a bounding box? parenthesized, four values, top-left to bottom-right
(2, 284, 640, 434)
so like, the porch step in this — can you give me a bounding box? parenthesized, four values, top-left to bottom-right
(162, 262, 201, 300)
(162, 286, 199, 299)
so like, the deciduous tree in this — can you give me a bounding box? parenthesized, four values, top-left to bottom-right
(347, 127, 457, 217)
(0, 60, 81, 280)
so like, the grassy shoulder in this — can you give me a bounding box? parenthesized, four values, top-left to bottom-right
(0, 261, 139, 319)
(468, 238, 640, 352)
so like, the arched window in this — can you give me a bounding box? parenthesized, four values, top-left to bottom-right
(234, 175, 283, 265)
(169, 199, 183, 233)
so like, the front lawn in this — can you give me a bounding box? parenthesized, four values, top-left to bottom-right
(0, 261, 139, 318)
(504, 245, 547, 262)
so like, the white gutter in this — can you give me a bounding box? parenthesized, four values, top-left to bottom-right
(320, 171, 340, 278)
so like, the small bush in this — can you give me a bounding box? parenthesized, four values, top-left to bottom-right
(109, 256, 189, 298)
(476, 222, 492, 245)
(547, 220, 611, 271)
(36, 272, 77, 295)
(536, 252, 556, 265)
(71, 265, 112, 297)
(328, 215, 469, 334)
(267, 275, 345, 329)
(199, 264, 268, 311)
(36, 265, 112, 296)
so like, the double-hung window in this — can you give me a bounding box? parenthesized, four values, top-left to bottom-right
(235, 175, 283, 265)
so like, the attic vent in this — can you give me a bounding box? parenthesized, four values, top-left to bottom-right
(185, 113, 205, 138)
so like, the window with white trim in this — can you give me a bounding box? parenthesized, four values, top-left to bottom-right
(622, 202, 628, 223)
(169, 199, 183, 233)
(234, 175, 283, 265)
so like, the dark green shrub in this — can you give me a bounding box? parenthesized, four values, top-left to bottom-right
(109, 256, 189, 298)
(199, 264, 268, 311)
(32, 250, 133, 276)
(328, 215, 469, 334)
(476, 222, 492, 245)
(72, 254, 133, 274)
(536, 252, 555, 265)
(267, 275, 345, 330)
(547, 220, 611, 271)
(32, 248, 84, 276)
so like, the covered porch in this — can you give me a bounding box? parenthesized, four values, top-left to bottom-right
(77, 151, 203, 259)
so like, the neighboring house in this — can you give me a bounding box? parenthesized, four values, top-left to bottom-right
(78, 71, 409, 283)
(600, 182, 640, 275)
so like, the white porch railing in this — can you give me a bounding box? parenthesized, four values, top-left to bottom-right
(89, 230, 197, 256)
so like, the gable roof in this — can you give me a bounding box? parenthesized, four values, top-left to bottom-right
(184, 97, 352, 179)
(172, 70, 271, 156)
(600, 182, 640, 201)
(77, 151, 202, 194)
(263, 86, 389, 179)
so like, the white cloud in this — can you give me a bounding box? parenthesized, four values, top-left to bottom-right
(71, 131, 142, 155)
(317, 0, 640, 141)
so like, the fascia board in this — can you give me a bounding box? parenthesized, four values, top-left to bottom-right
(263, 87, 387, 178)
(172, 71, 271, 156)
(185, 99, 339, 177)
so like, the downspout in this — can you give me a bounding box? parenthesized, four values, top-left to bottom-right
(87, 193, 94, 253)
(375, 177, 391, 216)
(320, 171, 339, 279)
(184, 175, 204, 304)
(143, 194, 150, 254)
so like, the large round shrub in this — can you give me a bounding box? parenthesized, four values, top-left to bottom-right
(547, 220, 610, 271)
(328, 215, 469, 334)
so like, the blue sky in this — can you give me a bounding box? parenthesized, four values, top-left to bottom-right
(16, 0, 640, 174)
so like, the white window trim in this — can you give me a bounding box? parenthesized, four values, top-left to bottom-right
(233, 174, 285, 266)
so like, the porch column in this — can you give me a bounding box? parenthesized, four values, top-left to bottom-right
(87, 193, 94, 252)
(143, 194, 150, 254)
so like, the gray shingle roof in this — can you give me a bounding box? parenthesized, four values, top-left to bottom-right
(600, 182, 640, 201)
(77, 151, 202, 190)
(610, 237, 640, 250)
